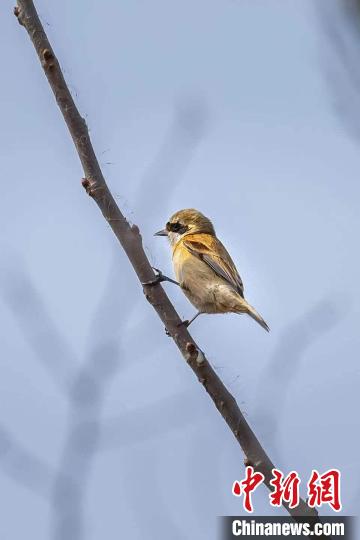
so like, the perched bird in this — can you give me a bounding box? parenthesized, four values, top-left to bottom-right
(154, 208, 269, 332)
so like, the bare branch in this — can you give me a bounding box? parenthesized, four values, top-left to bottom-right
(14, 0, 317, 518)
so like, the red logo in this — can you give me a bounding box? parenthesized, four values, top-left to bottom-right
(232, 467, 342, 513)
(232, 466, 265, 513)
(307, 469, 342, 512)
(270, 469, 301, 509)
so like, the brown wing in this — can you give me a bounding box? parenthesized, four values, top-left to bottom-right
(183, 234, 244, 297)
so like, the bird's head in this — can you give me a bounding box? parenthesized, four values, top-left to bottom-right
(154, 208, 215, 246)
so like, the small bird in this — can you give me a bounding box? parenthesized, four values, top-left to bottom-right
(154, 208, 269, 332)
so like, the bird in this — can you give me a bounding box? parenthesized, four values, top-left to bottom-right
(153, 208, 269, 332)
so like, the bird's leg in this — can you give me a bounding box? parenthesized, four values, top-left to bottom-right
(178, 311, 204, 328)
(142, 267, 179, 287)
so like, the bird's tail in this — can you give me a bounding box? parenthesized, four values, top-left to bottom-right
(236, 299, 270, 332)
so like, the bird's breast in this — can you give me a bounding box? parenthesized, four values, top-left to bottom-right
(172, 239, 245, 314)
(172, 241, 224, 312)
(172, 242, 211, 283)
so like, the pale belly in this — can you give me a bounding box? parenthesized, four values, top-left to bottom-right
(172, 247, 241, 314)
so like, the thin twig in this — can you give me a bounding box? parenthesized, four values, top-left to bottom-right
(14, 0, 317, 518)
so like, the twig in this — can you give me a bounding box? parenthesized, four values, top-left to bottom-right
(14, 0, 317, 518)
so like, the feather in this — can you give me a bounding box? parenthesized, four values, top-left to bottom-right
(183, 234, 244, 297)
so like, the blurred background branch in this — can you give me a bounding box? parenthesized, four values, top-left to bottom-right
(253, 299, 343, 461)
(1, 260, 77, 391)
(0, 424, 53, 498)
(315, 0, 360, 139)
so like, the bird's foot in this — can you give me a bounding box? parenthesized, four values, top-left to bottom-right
(177, 319, 190, 328)
(142, 267, 179, 287)
(176, 312, 203, 329)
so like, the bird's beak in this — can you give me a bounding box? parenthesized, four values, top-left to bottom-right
(154, 228, 168, 237)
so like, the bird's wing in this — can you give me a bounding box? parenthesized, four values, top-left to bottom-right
(183, 234, 244, 297)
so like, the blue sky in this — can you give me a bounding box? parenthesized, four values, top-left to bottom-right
(1, 1, 360, 538)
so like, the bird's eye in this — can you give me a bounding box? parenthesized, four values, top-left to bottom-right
(171, 222, 181, 232)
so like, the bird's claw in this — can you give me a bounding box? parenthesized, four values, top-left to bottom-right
(177, 319, 190, 328)
(142, 267, 179, 287)
(142, 267, 165, 286)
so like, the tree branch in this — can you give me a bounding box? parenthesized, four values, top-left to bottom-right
(14, 0, 317, 518)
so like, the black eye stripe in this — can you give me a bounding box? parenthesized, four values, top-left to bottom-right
(169, 222, 187, 234)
